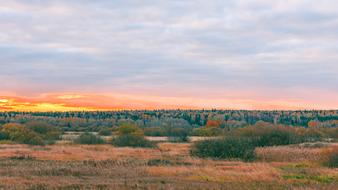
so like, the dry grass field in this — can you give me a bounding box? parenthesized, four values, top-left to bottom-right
(0, 142, 337, 190)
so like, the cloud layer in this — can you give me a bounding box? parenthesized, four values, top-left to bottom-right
(0, 0, 337, 110)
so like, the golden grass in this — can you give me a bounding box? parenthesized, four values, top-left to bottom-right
(0, 144, 161, 161)
(157, 142, 191, 156)
(256, 143, 338, 163)
(0, 142, 337, 189)
(188, 163, 281, 183)
(256, 146, 325, 162)
(321, 145, 338, 163)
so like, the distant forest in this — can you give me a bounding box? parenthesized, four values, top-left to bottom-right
(0, 110, 337, 132)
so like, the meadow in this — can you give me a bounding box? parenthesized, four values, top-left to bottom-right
(0, 110, 337, 189)
(0, 140, 336, 189)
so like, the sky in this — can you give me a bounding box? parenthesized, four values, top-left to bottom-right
(0, 0, 338, 111)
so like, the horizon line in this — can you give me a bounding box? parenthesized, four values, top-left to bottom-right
(1, 109, 337, 113)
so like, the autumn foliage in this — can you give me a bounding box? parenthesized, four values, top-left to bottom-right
(205, 120, 221, 128)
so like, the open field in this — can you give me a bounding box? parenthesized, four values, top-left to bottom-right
(0, 112, 337, 189)
(0, 142, 337, 190)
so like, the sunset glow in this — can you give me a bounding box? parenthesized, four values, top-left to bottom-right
(0, 92, 337, 111)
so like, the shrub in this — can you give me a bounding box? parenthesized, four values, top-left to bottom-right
(144, 127, 167, 136)
(167, 127, 189, 142)
(324, 146, 338, 168)
(328, 128, 338, 139)
(24, 135, 45, 146)
(0, 131, 8, 140)
(235, 125, 301, 146)
(1, 123, 44, 145)
(111, 135, 154, 148)
(26, 121, 61, 142)
(98, 128, 112, 136)
(255, 129, 300, 147)
(327, 153, 338, 168)
(117, 123, 143, 136)
(74, 133, 105, 144)
(301, 128, 326, 142)
(191, 127, 223, 137)
(26, 121, 53, 134)
(191, 137, 256, 161)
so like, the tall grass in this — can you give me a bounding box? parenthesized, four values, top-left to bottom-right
(323, 146, 338, 168)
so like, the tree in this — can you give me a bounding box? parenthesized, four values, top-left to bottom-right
(308, 120, 321, 128)
(117, 122, 143, 136)
(1, 123, 44, 145)
(205, 120, 221, 128)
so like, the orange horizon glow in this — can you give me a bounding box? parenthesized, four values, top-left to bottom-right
(0, 93, 337, 112)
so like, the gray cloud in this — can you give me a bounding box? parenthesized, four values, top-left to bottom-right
(0, 0, 337, 100)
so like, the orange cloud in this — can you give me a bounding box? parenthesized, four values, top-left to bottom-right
(0, 92, 335, 112)
(0, 97, 92, 112)
(56, 94, 86, 100)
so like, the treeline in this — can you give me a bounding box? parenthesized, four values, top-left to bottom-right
(0, 110, 337, 132)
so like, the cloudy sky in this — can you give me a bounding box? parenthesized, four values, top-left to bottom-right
(0, 0, 337, 111)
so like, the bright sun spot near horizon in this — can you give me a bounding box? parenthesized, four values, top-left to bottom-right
(0, 99, 9, 103)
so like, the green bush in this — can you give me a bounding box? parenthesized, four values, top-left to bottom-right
(23, 135, 45, 146)
(117, 123, 143, 135)
(26, 121, 53, 134)
(0, 131, 8, 140)
(255, 129, 300, 147)
(327, 154, 338, 168)
(74, 133, 105, 144)
(191, 137, 256, 161)
(300, 128, 326, 142)
(236, 125, 302, 147)
(1, 123, 45, 145)
(98, 128, 112, 136)
(111, 135, 154, 148)
(144, 127, 167, 136)
(191, 127, 223, 137)
(167, 127, 189, 142)
(26, 121, 61, 142)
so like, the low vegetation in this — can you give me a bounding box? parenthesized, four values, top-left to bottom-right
(167, 127, 190, 142)
(0, 123, 44, 145)
(190, 122, 337, 161)
(191, 127, 223, 137)
(26, 121, 61, 144)
(111, 123, 155, 148)
(74, 133, 105, 145)
(111, 134, 155, 148)
(191, 137, 256, 161)
(234, 124, 302, 146)
(323, 146, 338, 168)
(98, 128, 112, 136)
(0, 142, 336, 189)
